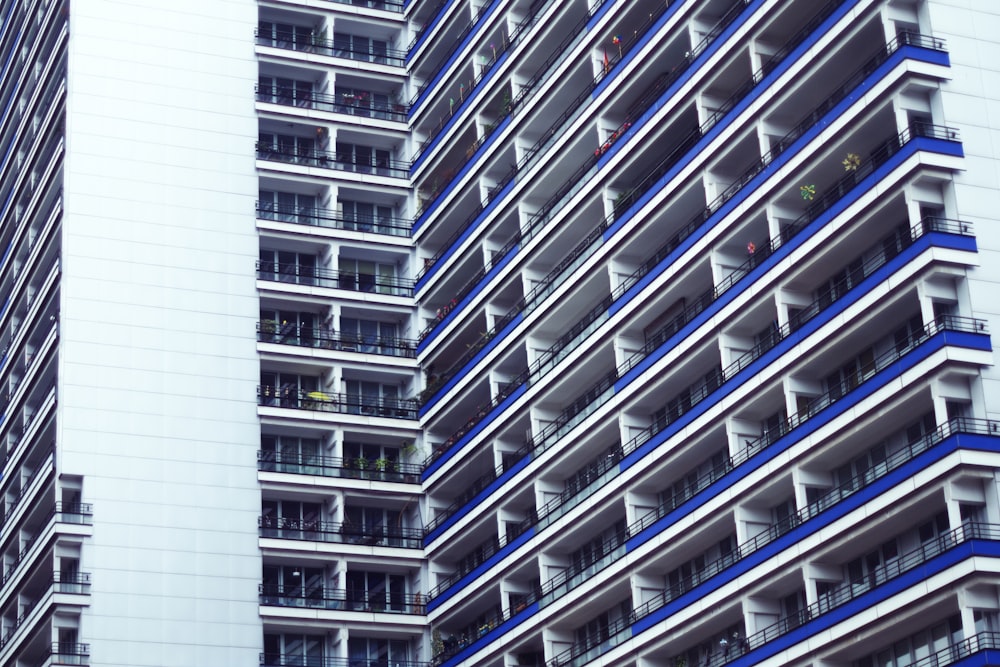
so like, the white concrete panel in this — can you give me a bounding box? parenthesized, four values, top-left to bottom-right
(59, 0, 262, 664)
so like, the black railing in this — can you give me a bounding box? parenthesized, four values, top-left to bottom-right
(412, 0, 611, 246)
(653, 524, 1000, 667)
(418, 229, 522, 339)
(551, 517, 996, 667)
(418, 1, 913, 358)
(257, 321, 416, 358)
(620, 121, 960, 458)
(44, 642, 89, 663)
(53, 571, 92, 594)
(259, 584, 426, 614)
(408, 0, 500, 104)
(256, 261, 414, 297)
(55, 501, 93, 524)
(256, 201, 410, 237)
(619, 215, 971, 446)
(258, 450, 421, 483)
(870, 631, 1000, 667)
(410, 0, 560, 163)
(258, 516, 423, 549)
(255, 32, 406, 67)
(258, 385, 419, 420)
(256, 144, 411, 179)
(255, 87, 408, 123)
(629, 417, 1000, 622)
(430, 365, 992, 618)
(428, 536, 501, 598)
(261, 655, 429, 667)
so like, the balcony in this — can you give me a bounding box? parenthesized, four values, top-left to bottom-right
(54, 502, 93, 525)
(258, 516, 422, 549)
(256, 144, 410, 179)
(255, 33, 406, 68)
(257, 322, 416, 359)
(52, 571, 91, 595)
(256, 87, 408, 123)
(256, 201, 410, 237)
(259, 584, 425, 614)
(261, 655, 429, 667)
(38, 642, 89, 666)
(258, 386, 419, 420)
(650, 522, 1000, 667)
(258, 450, 421, 484)
(256, 261, 414, 297)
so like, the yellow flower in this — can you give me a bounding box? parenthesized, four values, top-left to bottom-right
(800, 184, 816, 201)
(842, 152, 861, 171)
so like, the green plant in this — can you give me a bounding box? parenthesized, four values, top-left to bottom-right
(355, 456, 368, 470)
(432, 629, 444, 655)
(374, 457, 390, 472)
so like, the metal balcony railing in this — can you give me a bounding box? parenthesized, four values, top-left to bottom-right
(869, 631, 1000, 667)
(255, 32, 406, 67)
(551, 522, 999, 667)
(55, 501, 93, 524)
(261, 655, 429, 667)
(256, 87, 408, 123)
(257, 385, 419, 420)
(428, 536, 501, 598)
(258, 450, 421, 483)
(651, 524, 1000, 667)
(627, 419, 1000, 619)
(256, 201, 410, 237)
(417, 19, 945, 358)
(53, 571, 92, 595)
(42, 642, 89, 665)
(431, 404, 994, 626)
(256, 144, 410, 179)
(258, 516, 422, 549)
(256, 260, 414, 297)
(257, 322, 417, 359)
(259, 584, 425, 614)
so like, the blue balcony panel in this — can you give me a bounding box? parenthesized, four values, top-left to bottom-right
(426, 527, 535, 613)
(421, 381, 527, 479)
(605, 38, 950, 239)
(411, 52, 511, 174)
(418, 310, 522, 407)
(409, 0, 504, 110)
(612, 132, 968, 392)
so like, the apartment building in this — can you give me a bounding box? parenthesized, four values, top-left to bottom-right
(3, 0, 1000, 665)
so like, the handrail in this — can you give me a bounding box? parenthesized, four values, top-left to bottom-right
(258, 515, 423, 548)
(256, 201, 410, 237)
(415, 0, 872, 344)
(255, 86, 409, 123)
(259, 583, 426, 614)
(427, 320, 988, 612)
(255, 31, 406, 67)
(421, 114, 961, 475)
(256, 321, 417, 358)
(652, 523, 999, 667)
(256, 144, 411, 179)
(257, 385, 419, 420)
(256, 260, 414, 297)
(409, 0, 560, 164)
(258, 449, 421, 480)
(262, 655, 429, 667)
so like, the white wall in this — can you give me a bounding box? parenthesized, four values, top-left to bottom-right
(59, 0, 262, 664)
(925, 0, 1000, 418)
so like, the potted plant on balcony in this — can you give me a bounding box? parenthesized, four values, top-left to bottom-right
(260, 319, 277, 342)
